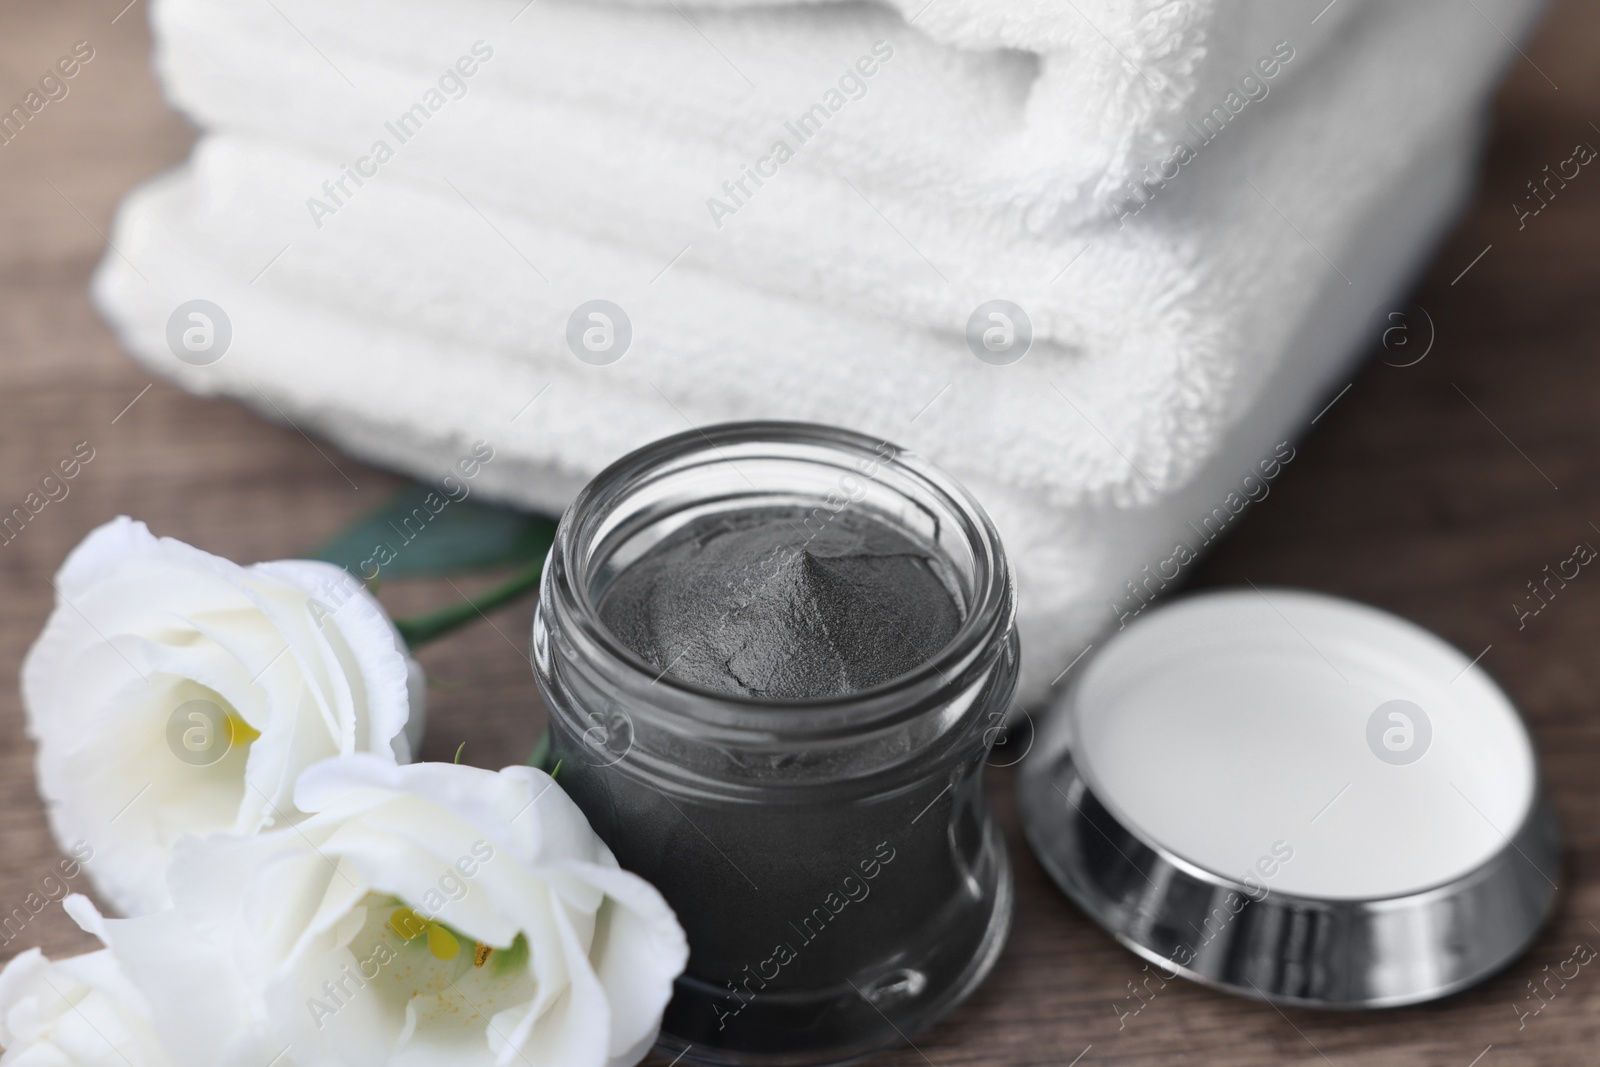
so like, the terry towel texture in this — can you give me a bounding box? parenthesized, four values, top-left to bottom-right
(94, 0, 1542, 703)
(137, 0, 1369, 231)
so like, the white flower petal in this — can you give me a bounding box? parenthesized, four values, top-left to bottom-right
(66, 897, 274, 1067)
(89, 759, 684, 1067)
(552, 863, 688, 1065)
(22, 519, 423, 916)
(0, 935, 170, 1067)
(255, 561, 420, 760)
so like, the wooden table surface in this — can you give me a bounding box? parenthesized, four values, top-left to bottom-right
(4, 2, 1599, 1064)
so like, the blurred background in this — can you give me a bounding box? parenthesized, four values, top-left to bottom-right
(3, 1, 1599, 1064)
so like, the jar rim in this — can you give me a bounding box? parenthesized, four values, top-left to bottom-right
(544, 420, 1015, 739)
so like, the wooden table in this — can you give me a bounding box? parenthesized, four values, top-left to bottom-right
(3, 2, 1598, 1064)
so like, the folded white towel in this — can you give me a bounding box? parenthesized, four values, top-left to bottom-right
(95, 0, 1539, 703)
(146, 0, 1362, 231)
(599, 0, 1376, 225)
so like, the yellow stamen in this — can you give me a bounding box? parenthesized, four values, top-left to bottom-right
(389, 907, 462, 961)
(390, 907, 426, 941)
(474, 942, 492, 968)
(227, 712, 261, 748)
(426, 924, 460, 961)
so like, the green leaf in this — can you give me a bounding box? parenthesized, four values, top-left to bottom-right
(525, 730, 552, 771)
(392, 556, 545, 649)
(313, 484, 557, 578)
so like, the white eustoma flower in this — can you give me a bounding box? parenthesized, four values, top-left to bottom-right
(23, 517, 425, 916)
(0, 944, 171, 1066)
(81, 756, 688, 1067)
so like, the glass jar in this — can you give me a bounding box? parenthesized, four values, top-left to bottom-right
(532, 422, 1018, 1066)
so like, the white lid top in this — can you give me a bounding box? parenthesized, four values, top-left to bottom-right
(1073, 589, 1536, 900)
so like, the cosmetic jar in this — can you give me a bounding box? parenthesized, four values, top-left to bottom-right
(532, 422, 1018, 1065)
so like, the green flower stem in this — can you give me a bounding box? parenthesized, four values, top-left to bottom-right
(393, 557, 546, 650)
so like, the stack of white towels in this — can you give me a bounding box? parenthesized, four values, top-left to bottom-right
(96, 0, 1543, 703)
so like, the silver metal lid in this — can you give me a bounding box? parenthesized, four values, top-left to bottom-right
(1017, 587, 1559, 1008)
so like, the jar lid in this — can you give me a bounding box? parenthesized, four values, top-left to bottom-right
(1017, 587, 1560, 1008)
